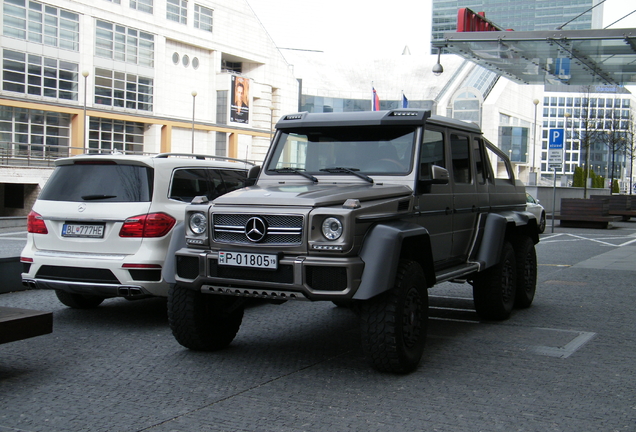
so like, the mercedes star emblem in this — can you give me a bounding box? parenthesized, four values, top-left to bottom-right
(245, 217, 267, 242)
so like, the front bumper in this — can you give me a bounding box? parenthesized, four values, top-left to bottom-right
(174, 248, 364, 301)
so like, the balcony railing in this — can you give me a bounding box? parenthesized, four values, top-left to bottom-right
(0, 142, 151, 167)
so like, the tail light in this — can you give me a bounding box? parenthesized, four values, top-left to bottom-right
(27, 211, 48, 234)
(119, 213, 176, 238)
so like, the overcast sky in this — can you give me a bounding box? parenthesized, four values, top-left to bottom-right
(246, 0, 636, 58)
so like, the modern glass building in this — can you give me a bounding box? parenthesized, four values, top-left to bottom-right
(432, 0, 603, 52)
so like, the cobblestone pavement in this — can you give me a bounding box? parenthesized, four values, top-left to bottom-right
(1, 223, 635, 431)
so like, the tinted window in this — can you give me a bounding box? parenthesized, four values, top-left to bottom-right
(219, 169, 248, 195)
(170, 168, 218, 202)
(450, 134, 471, 184)
(169, 168, 247, 202)
(39, 163, 152, 202)
(419, 128, 445, 180)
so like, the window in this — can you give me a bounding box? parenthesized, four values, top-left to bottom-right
(420, 129, 445, 180)
(2, 49, 79, 100)
(473, 138, 488, 184)
(130, 0, 153, 13)
(222, 60, 242, 73)
(95, 21, 154, 67)
(194, 4, 213, 32)
(169, 169, 246, 202)
(3, 0, 79, 51)
(450, 134, 471, 183)
(88, 117, 145, 154)
(499, 126, 528, 163)
(40, 162, 151, 202)
(94, 68, 153, 111)
(0, 106, 71, 158)
(167, 0, 187, 24)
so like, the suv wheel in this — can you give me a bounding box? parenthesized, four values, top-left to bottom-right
(360, 259, 428, 373)
(168, 285, 244, 351)
(472, 241, 516, 320)
(55, 290, 105, 309)
(513, 236, 537, 309)
(538, 212, 546, 234)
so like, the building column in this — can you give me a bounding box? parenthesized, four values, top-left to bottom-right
(161, 124, 172, 153)
(228, 133, 238, 158)
(70, 114, 84, 155)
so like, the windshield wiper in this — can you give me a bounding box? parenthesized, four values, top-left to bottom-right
(320, 167, 374, 184)
(272, 167, 318, 183)
(81, 194, 117, 200)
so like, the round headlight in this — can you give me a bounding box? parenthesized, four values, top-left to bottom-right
(189, 212, 207, 235)
(321, 217, 343, 240)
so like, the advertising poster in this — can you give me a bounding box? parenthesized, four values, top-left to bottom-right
(230, 75, 249, 124)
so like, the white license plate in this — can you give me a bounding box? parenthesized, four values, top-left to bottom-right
(218, 251, 278, 269)
(62, 223, 105, 238)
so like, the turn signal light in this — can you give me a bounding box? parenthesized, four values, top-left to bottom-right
(119, 213, 176, 238)
(27, 211, 48, 234)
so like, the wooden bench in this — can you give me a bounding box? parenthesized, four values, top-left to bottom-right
(557, 198, 622, 228)
(0, 307, 52, 344)
(590, 195, 636, 221)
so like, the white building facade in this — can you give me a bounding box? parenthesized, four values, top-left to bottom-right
(0, 0, 298, 162)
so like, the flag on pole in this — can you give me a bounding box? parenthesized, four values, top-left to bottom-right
(402, 93, 409, 108)
(372, 86, 380, 111)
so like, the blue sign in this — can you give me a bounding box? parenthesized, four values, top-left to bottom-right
(549, 129, 564, 149)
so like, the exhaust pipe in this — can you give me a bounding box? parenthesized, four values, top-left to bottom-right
(22, 279, 38, 289)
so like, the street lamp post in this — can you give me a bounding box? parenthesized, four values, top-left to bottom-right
(82, 70, 89, 153)
(191, 91, 197, 154)
(531, 98, 539, 185)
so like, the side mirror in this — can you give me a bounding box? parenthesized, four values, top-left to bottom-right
(429, 165, 450, 184)
(418, 164, 449, 193)
(245, 165, 260, 186)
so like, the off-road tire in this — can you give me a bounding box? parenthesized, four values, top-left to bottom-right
(472, 241, 516, 321)
(55, 290, 105, 309)
(168, 284, 244, 351)
(514, 236, 537, 309)
(360, 259, 428, 374)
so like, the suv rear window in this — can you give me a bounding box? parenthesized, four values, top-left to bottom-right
(39, 163, 153, 202)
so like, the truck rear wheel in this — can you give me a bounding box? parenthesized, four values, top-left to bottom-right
(514, 236, 537, 309)
(168, 285, 244, 351)
(360, 259, 428, 374)
(472, 241, 516, 321)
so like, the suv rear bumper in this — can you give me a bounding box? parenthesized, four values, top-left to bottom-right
(175, 248, 364, 301)
(22, 277, 152, 298)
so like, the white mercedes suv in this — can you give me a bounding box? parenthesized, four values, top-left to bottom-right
(21, 153, 254, 308)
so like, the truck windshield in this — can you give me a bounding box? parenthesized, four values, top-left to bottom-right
(266, 126, 416, 175)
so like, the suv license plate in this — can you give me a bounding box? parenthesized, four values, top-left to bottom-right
(62, 223, 105, 238)
(218, 251, 278, 269)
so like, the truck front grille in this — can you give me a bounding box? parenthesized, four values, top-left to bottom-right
(213, 213, 303, 245)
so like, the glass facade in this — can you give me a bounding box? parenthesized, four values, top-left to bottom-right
(0, 106, 71, 157)
(88, 117, 145, 154)
(432, 0, 597, 52)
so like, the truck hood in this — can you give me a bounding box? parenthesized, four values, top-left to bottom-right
(213, 183, 413, 207)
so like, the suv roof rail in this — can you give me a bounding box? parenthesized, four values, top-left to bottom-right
(154, 153, 256, 165)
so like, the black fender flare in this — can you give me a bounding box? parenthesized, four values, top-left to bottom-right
(474, 211, 538, 270)
(353, 220, 435, 300)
